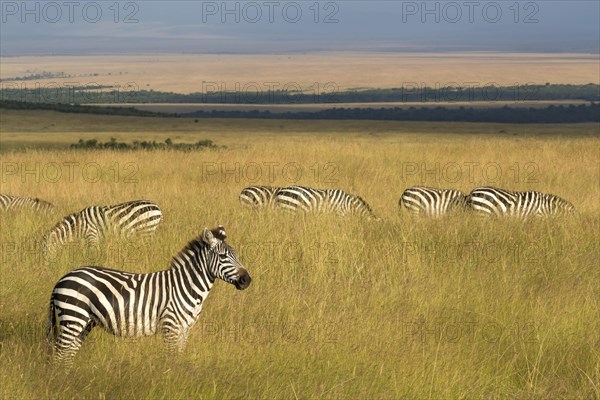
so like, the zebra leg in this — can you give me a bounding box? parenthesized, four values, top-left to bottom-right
(162, 322, 179, 353)
(162, 325, 191, 353)
(176, 327, 191, 353)
(53, 319, 94, 369)
(84, 228, 99, 247)
(43, 240, 58, 260)
(138, 232, 155, 246)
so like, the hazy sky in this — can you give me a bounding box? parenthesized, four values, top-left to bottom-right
(1, 1, 599, 55)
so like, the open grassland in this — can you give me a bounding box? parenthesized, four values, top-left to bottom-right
(2, 52, 599, 93)
(0, 110, 599, 399)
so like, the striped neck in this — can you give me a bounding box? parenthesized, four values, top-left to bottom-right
(45, 213, 81, 251)
(349, 196, 376, 219)
(167, 237, 216, 302)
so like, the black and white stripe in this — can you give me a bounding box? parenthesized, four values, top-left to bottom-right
(275, 185, 378, 219)
(399, 186, 467, 217)
(47, 226, 251, 368)
(43, 200, 163, 255)
(467, 186, 575, 218)
(0, 194, 54, 213)
(239, 186, 282, 208)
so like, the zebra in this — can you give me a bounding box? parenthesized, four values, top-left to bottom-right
(399, 186, 467, 217)
(467, 186, 576, 218)
(274, 185, 379, 219)
(46, 226, 251, 368)
(0, 194, 54, 213)
(239, 186, 282, 208)
(43, 200, 163, 256)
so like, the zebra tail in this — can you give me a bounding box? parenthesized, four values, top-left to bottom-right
(464, 194, 472, 207)
(46, 297, 57, 357)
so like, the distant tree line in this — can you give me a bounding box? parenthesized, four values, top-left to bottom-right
(0, 71, 67, 82)
(1, 84, 598, 104)
(2, 99, 598, 123)
(0, 100, 173, 117)
(183, 103, 600, 123)
(1, 71, 128, 83)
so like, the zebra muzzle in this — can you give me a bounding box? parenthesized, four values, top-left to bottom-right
(234, 268, 252, 290)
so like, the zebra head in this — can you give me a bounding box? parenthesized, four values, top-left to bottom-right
(41, 215, 75, 259)
(350, 196, 380, 221)
(34, 198, 55, 213)
(202, 226, 251, 290)
(546, 195, 576, 215)
(42, 230, 60, 259)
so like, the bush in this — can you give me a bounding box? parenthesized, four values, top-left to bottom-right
(70, 138, 221, 151)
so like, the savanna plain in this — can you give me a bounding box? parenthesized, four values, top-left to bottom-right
(0, 110, 599, 399)
(2, 52, 599, 92)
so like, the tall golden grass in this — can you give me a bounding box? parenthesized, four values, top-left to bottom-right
(0, 111, 598, 399)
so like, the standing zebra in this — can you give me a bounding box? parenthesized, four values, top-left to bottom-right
(47, 226, 251, 368)
(43, 200, 163, 256)
(0, 194, 54, 213)
(275, 185, 379, 219)
(239, 186, 282, 208)
(399, 186, 467, 217)
(467, 186, 575, 218)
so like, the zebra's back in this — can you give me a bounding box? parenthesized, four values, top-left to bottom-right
(467, 186, 575, 217)
(468, 186, 524, 217)
(239, 186, 282, 208)
(275, 186, 331, 214)
(275, 185, 378, 219)
(105, 200, 163, 238)
(44, 200, 163, 253)
(0, 194, 54, 213)
(400, 186, 467, 217)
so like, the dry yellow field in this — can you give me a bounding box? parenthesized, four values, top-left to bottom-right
(2, 52, 599, 94)
(0, 110, 598, 399)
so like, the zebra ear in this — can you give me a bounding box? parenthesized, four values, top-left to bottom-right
(202, 228, 219, 248)
(211, 225, 227, 240)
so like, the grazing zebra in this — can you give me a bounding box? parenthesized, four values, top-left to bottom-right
(0, 194, 54, 213)
(399, 186, 467, 217)
(467, 186, 576, 218)
(239, 186, 282, 208)
(43, 200, 163, 256)
(275, 185, 379, 219)
(47, 226, 251, 368)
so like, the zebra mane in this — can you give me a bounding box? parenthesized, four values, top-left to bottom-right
(46, 211, 79, 232)
(169, 236, 208, 269)
(353, 195, 373, 211)
(169, 227, 227, 268)
(211, 225, 227, 240)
